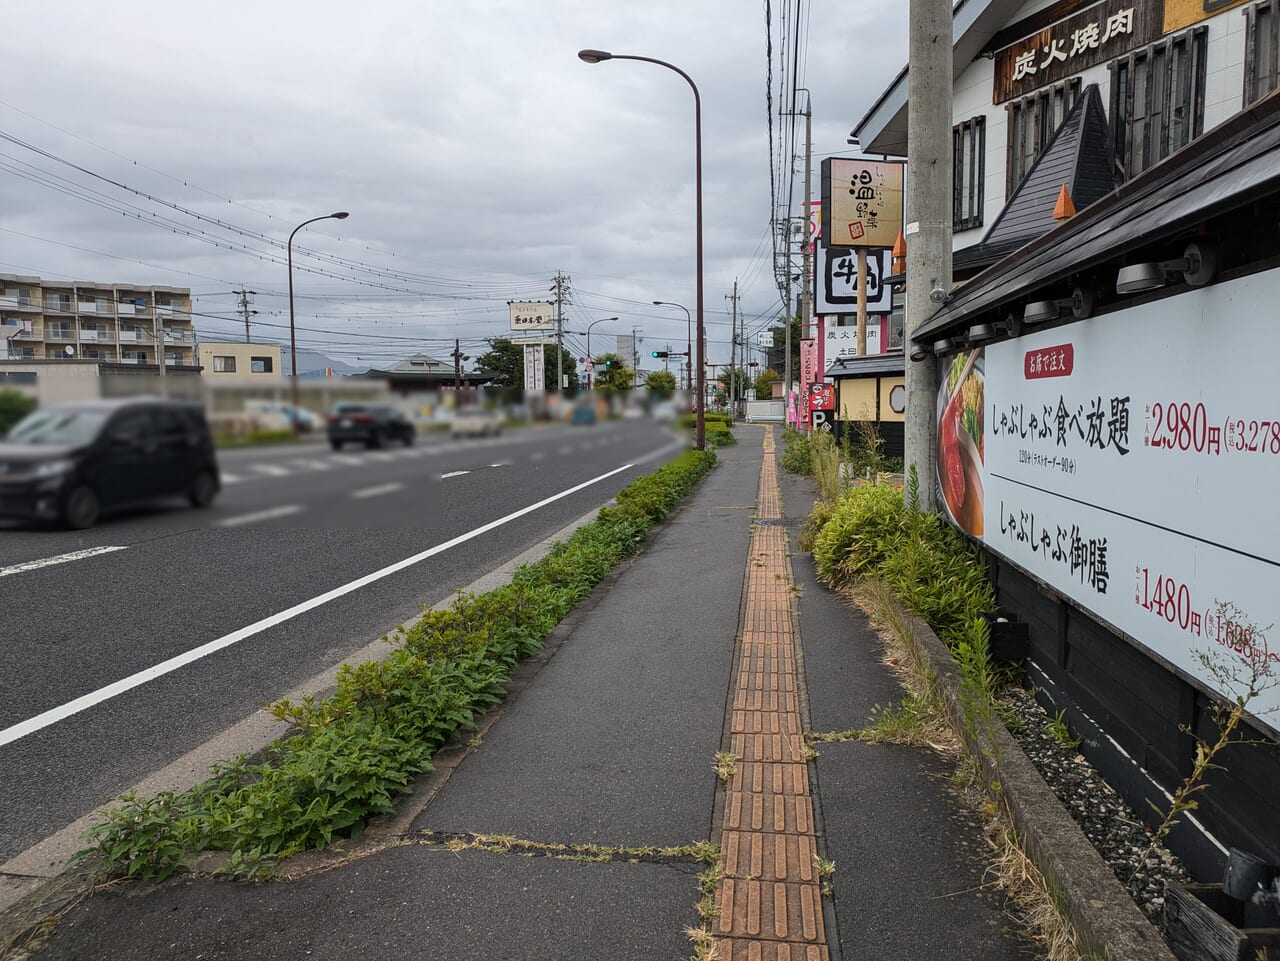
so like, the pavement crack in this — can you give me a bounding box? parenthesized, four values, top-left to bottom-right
(407, 831, 718, 870)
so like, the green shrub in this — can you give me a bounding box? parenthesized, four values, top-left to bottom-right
(78, 448, 718, 881)
(780, 427, 812, 474)
(677, 412, 732, 430)
(810, 483, 994, 649)
(0, 388, 36, 437)
(214, 429, 298, 448)
(706, 423, 736, 448)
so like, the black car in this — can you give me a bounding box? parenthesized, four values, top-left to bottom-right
(327, 403, 415, 450)
(0, 398, 220, 529)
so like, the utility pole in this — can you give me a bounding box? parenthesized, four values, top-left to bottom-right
(235, 288, 258, 343)
(631, 324, 642, 387)
(905, 0, 953, 512)
(452, 338, 463, 391)
(801, 92, 813, 343)
(551, 271, 570, 392)
(726, 281, 739, 420)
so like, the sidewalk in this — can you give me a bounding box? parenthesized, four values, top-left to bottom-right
(22, 426, 1036, 961)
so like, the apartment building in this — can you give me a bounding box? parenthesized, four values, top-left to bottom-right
(0, 274, 197, 368)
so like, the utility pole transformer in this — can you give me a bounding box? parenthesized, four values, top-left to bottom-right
(551, 271, 570, 391)
(905, 0, 952, 513)
(236, 288, 257, 344)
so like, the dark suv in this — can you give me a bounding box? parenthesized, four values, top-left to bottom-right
(0, 398, 220, 529)
(327, 403, 415, 450)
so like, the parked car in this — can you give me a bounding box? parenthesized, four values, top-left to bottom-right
(450, 407, 502, 438)
(0, 398, 220, 529)
(327, 403, 415, 449)
(570, 405, 597, 426)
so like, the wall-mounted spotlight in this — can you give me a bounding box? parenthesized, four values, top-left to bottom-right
(1116, 241, 1218, 295)
(929, 286, 952, 305)
(909, 343, 931, 362)
(1023, 300, 1061, 325)
(966, 322, 997, 343)
(1002, 313, 1024, 338)
(1024, 286, 1096, 325)
(932, 336, 956, 355)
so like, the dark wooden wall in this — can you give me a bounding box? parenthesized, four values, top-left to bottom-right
(987, 551, 1280, 882)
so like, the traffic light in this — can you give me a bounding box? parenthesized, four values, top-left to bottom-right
(651, 350, 669, 358)
(604, 358, 613, 367)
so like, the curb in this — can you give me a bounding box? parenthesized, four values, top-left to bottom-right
(895, 606, 1178, 961)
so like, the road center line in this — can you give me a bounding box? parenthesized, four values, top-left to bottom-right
(0, 461, 638, 748)
(216, 505, 304, 527)
(351, 482, 404, 499)
(0, 546, 128, 578)
(441, 470, 471, 479)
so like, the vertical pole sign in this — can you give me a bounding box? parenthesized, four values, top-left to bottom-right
(820, 159, 905, 358)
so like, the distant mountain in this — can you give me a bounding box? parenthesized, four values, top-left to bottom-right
(282, 349, 363, 378)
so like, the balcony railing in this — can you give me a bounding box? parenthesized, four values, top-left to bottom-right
(45, 327, 75, 341)
(77, 300, 114, 315)
(1, 293, 40, 311)
(119, 329, 152, 344)
(118, 301, 153, 317)
(163, 330, 195, 345)
(44, 299, 74, 314)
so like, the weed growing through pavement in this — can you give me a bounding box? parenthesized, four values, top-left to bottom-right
(713, 752, 737, 781)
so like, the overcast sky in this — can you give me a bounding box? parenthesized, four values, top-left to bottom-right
(1, 1, 908, 372)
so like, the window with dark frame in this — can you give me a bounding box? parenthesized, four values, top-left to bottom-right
(1245, 0, 1280, 106)
(1109, 26, 1207, 182)
(1005, 78, 1082, 198)
(250, 355, 273, 374)
(953, 116, 986, 231)
(213, 355, 236, 373)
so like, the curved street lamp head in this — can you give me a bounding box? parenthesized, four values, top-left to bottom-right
(330, 211, 350, 220)
(578, 49, 613, 64)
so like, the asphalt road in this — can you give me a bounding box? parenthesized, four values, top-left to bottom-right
(0, 418, 683, 863)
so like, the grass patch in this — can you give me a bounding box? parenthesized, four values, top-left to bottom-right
(74, 448, 718, 883)
(213, 428, 300, 448)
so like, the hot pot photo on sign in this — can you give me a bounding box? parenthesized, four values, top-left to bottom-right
(936, 349, 985, 537)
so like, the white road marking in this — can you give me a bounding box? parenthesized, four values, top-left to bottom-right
(558, 446, 573, 455)
(0, 546, 128, 578)
(292, 459, 332, 471)
(366, 451, 396, 462)
(487, 462, 509, 469)
(216, 505, 304, 527)
(441, 470, 471, 479)
(351, 482, 404, 499)
(252, 464, 290, 477)
(0, 462, 637, 748)
(331, 454, 364, 465)
(220, 473, 244, 485)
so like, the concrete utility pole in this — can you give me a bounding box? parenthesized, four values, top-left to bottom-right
(800, 92, 813, 343)
(551, 271, 570, 391)
(236, 288, 258, 343)
(905, 0, 953, 512)
(727, 282, 739, 420)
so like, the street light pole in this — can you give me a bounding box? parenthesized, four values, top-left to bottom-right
(580, 48, 705, 451)
(287, 211, 349, 429)
(652, 300, 691, 391)
(583, 315, 618, 389)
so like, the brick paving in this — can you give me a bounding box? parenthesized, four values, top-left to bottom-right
(714, 427, 830, 960)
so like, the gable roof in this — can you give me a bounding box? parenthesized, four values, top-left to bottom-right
(953, 84, 1118, 273)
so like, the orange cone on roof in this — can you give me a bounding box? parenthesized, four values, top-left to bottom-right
(1053, 184, 1076, 221)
